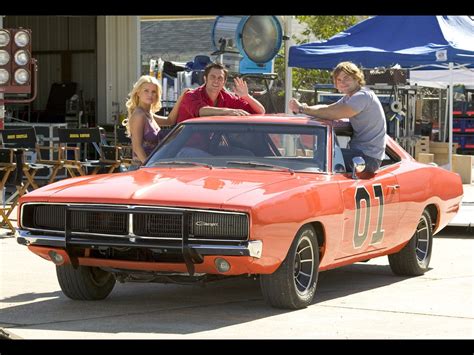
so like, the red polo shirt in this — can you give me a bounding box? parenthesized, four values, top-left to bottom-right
(176, 85, 257, 123)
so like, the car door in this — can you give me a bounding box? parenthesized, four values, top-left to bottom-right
(336, 169, 400, 260)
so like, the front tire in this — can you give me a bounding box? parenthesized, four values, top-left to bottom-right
(388, 209, 433, 276)
(56, 264, 116, 300)
(260, 225, 320, 309)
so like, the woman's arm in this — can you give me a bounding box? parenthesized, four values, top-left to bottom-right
(129, 113, 147, 163)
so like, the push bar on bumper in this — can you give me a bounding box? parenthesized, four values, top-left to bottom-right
(16, 229, 263, 276)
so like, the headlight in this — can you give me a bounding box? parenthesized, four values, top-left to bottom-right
(0, 30, 10, 46)
(0, 69, 9, 85)
(14, 50, 29, 66)
(14, 68, 29, 85)
(14, 30, 30, 47)
(0, 50, 10, 66)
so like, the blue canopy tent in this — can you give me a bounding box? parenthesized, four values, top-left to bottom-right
(288, 16, 474, 169)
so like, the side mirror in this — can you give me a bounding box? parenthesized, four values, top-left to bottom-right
(352, 156, 366, 179)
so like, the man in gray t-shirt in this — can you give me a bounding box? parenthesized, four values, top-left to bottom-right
(339, 87, 387, 161)
(288, 61, 387, 174)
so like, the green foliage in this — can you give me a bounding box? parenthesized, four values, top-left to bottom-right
(295, 16, 362, 44)
(274, 16, 367, 96)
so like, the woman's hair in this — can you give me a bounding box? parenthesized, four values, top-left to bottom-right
(331, 61, 366, 86)
(123, 75, 162, 135)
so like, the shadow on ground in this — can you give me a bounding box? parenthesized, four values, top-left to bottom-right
(0, 262, 410, 336)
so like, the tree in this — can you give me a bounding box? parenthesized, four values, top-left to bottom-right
(274, 16, 367, 103)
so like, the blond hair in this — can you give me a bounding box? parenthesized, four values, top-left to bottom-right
(331, 61, 366, 86)
(123, 75, 162, 135)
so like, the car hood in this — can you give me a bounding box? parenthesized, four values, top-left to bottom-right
(21, 167, 316, 210)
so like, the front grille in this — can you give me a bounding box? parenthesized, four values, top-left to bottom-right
(72, 211, 127, 235)
(133, 213, 182, 239)
(30, 205, 128, 235)
(190, 212, 248, 241)
(34, 204, 64, 230)
(22, 204, 249, 242)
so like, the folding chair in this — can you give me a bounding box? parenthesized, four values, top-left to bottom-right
(57, 127, 103, 177)
(116, 127, 133, 168)
(58, 127, 123, 175)
(87, 145, 123, 175)
(0, 128, 63, 191)
(0, 148, 18, 233)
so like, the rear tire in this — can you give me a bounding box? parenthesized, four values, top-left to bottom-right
(260, 225, 320, 309)
(56, 264, 116, 300)
(388, 209, 433, 276)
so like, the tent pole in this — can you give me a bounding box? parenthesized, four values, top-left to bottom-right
(284, 16, 293, 114)
(438, 89, 442, 141)
(448, 62, 454, 171)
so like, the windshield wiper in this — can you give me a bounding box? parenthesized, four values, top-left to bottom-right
(227, 160, 294, 174)
(149, 160, 213, 169)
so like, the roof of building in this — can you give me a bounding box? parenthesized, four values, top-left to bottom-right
(141, 19, 215, 62)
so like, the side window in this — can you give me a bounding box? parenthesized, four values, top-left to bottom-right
(334, 133, 352, 173)
(336, 134, 350, 149)
(333, 134, 346, 172)
(380, 146, 401, 168)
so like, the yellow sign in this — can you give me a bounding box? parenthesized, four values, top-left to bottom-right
(69, 133, 91, 138)
(7, 134, 28, 139)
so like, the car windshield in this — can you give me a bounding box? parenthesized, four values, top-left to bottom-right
(145, 122, 328, 173)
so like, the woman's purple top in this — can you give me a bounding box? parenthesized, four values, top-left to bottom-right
(132, 108, 161, 159)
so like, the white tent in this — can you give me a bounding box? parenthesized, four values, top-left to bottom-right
(410, 67, 474, 89)
(409, 66, 474, 163)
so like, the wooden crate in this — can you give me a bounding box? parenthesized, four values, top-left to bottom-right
(415, 136, 430, 159)
(429, 141, 459, 154)
(433, 153, 450, 166)
(416, 153, 434, 164)
(452, 154, 474, 184)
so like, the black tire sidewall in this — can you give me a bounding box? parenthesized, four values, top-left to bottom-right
(388, 209, 433, 276)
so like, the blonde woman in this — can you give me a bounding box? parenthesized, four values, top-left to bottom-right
(123, 75, 186, 166)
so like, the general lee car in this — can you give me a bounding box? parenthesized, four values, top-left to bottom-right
(16, 115, 463, 309)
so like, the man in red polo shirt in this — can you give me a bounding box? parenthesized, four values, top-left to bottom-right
(176, 62, 265, 123)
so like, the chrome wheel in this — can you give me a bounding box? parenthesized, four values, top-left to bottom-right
(294, 235, 315, 296)
(415, 214, 430, 267)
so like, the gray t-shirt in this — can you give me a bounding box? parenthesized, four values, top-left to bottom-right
(338, 87, 387, 160)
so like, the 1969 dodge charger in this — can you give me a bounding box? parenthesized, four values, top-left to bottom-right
(16, 115, 463, 309)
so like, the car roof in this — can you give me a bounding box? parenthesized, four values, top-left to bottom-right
(180, 114, 351, 129)
(181, 114, 353, 134)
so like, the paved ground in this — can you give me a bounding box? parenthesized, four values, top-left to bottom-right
(0, 187, 473, 339)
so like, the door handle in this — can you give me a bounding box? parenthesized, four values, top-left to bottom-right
(387, 184, 400, 190)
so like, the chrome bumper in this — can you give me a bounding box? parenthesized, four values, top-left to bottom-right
(16, 229, 263, 259)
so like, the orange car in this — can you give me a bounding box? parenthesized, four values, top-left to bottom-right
(16, 115, 463, 309)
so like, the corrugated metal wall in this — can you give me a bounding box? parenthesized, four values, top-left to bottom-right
(4, 16, 97, 113)
(97, 16, 140, 125)
(4, 16, 141, 125)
